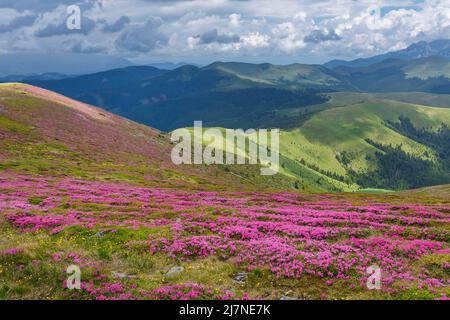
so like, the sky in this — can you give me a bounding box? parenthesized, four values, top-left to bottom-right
(0, 0, 449, 66)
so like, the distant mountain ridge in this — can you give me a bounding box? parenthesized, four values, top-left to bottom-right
(0, 53, 134, 77)
(0, 52, 201, 78)
(203, 61, 349, 88)
(148, 62, 201, 70)
(0, 72, 73, 83)
(325, 39, 450, 68)
(332, 56, 450, 93)
(25, 50, 450, 132)
(27, 62, 345, 130)
(13, 37, 450, 193)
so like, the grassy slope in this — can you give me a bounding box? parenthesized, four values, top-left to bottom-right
(2, 83, 449, 193)
(26, 63, 352, 132)
(183, 127, 349, 192)
(332, 57, 450, 93)
(404, 184, 450, 198)
(204, 62, 347, 88)
(403, 56, 450, 80)
(0, 83, 298, 192)
(261, 92, 450, 191)
(174, 91, 450, 192)
(373, 92, 450, 108)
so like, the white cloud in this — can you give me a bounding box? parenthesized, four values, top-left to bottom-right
(1, 0, 450, 64)
(229, 13, 240, 27)
(240, 32, 269, 48)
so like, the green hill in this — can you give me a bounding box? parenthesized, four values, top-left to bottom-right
(16, 59, 450, 192)
(183, 91, 450, 191)
(333, 57, 450, 93)
(324, 39, 450, 68)
(203, 62, 349, 88)
(169, 91, 450, 192)
(8, 82, 449, 192)
(0, 83, 302, 192)
(24, 58, 450, 134)
(26, 63, 350, 131)
(272, 93, 450, 190)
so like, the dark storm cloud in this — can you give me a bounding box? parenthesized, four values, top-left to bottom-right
(304, 29, 342, 43)
(0, 14, 38, 33)
(101, 16, 131, 33)
(196, 29, 240, 44)
(115, 17, 167, 53)
(34, 16, 96, 37)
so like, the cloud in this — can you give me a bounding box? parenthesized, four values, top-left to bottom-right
(271, 22, 306, 53)
(239, 32, 269, 48)
(304, 29, 342, 43)
(101, 16, 131, 33)
(229, 13, 240, 27)
(34, 16, 96, 37)
(195, 29, 240, 44)
(67, 40, 105, 53)
(380, 6, 422, 17)
(0, 13, 37, 33)
(115, 17, 167, 53)
(0, 0, 449, 64)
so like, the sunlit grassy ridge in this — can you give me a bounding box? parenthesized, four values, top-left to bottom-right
(266, 93, 450, 191)
(403, 57, 450, 80)
(0, 81, 448, 202)
(203, 62, 346, 88)
(0, 83, 299, 191)
(183, 91, 450, 191)
(284, 99, 443, 171)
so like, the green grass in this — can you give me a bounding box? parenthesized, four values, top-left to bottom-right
(177, 93, 450, 191)
(373, 92, 450, 108)
(207, 62, 343, 88)
(403, 57, 450, 80)
(0, 115, 33, 135)
(3, 83, 450, 193)
(273, 95, 450, 190)
(355, 188, 394, 194)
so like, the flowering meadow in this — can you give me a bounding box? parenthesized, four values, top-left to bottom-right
(0, 172, 448, 300)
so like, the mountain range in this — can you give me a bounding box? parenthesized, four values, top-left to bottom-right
(2, 39, 450, 192)
(2, 37, 450, 301)
(0, 53, 133, 77)
(332, 56, 450, 93)
(324, 39, 450, 68)
(0, 52, 197, 78)
(25, 54, 450, 131)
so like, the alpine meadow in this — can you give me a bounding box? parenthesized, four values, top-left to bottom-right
(0, 0, 449, 306)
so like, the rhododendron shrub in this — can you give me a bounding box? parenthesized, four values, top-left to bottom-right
(0, 172, 448, 300)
